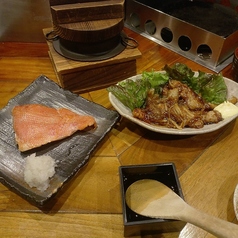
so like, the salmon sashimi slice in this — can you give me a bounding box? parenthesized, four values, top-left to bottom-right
(12, 104, 97, 152)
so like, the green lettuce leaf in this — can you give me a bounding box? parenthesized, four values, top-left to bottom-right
(164, 63, 227, 104)
(107, 78, 150, 111)
(200, 74, 227, 104)
(107, 71, 169, 111)
(142, 70, 169, 92)
(108, 63, 227, 111)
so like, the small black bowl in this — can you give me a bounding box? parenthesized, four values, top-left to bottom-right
(119, 163, 186, 237)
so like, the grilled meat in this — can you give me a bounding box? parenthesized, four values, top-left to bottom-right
(132, 80, 222, 129)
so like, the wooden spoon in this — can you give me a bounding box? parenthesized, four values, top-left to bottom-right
(125, 179, 238, 238)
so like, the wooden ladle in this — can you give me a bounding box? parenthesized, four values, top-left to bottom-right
(125, 179, 238, 238)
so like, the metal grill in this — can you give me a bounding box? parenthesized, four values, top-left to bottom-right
(125, 0, 238, 72)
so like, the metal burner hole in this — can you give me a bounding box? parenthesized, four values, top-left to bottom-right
(145, 20, 156, 35)
(197, 44, 212, 60)
(129, 13, 141, 28)
(178, 35, 192, 51)
(161, 27, 173, 43)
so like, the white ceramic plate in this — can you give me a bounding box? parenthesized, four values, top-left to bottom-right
(109, 73, 238, 135)
(233, 184, 238, 220)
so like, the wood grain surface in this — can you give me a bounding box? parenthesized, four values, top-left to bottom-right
(0, 27, 237, 238)
(50, 0, 124, 24)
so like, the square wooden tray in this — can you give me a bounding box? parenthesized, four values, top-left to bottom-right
(44, 28, 141, 93)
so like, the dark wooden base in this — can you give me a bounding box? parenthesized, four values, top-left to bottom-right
(44, 28, 141, 94)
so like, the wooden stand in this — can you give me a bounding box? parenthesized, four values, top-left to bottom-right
(43, 28, 141, 94)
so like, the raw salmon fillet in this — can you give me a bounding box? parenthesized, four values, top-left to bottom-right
(12, 104, 97, 152)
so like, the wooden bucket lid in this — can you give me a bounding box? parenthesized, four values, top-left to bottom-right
(53, 18, 124, 42)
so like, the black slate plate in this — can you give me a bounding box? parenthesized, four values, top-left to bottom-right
(0, 75, 120, 207)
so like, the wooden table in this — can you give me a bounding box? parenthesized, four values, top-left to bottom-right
(0, 27, 237, 238)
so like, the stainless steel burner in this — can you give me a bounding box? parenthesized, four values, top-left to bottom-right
(125, 0, 238, 72)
